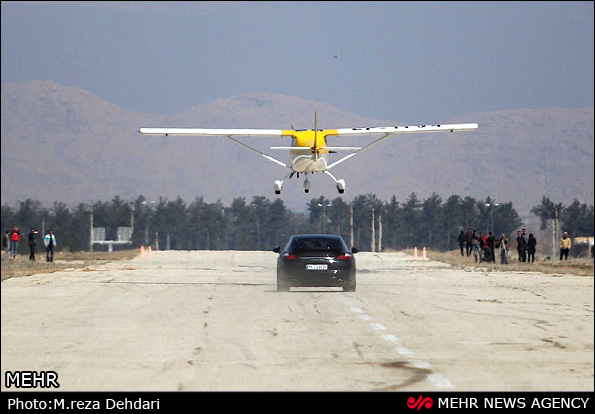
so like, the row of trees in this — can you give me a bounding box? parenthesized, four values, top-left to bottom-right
(531, 196, 594, 235)
(2, 193, 593, 254)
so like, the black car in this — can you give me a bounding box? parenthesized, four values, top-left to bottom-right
(273, 234, 357, 292)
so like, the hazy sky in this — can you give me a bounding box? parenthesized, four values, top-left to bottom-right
(1, 1, 593, 124)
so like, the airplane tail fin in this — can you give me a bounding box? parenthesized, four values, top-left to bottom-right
(313, 108, 318, 158)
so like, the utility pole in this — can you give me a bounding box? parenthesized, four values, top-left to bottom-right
(349, 202, 354, 249)
(486, 202, 500, 234)
(371, 207, 375, 252)
(86, 203, 93, 252)
(317, 201, 331, 234)
(129, 203, 135, 229)
(378, 213, 383, 252)
(551, 204, 558, 260)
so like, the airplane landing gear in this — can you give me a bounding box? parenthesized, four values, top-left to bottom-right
(273, 172, 293, 195)
(274, 180, 283, 195)
(324, 171, 346, 194)
(273, 171, 345, 195)
(337, 179, 346, 194)
(303, 177, 311, 193)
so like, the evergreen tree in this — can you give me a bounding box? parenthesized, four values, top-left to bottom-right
(228, 197, 254, 250)
(531, 196, 564, 230)
(562, 199, 595, 236)
(421, 192, 443, 249)
(328, 197, 350, 241)
(382, 196, 401, 250)
(268, 198, 290, 248)
(400, 192, 422, 248)
(442, 195, 464, 250)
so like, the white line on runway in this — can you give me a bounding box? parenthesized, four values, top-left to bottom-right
(395, 347, 414, 355)
(339, 293, 454, 389)
(428, 373, 453, 388)
(411, 360, 432, 369)
(381, 334, 399, 342)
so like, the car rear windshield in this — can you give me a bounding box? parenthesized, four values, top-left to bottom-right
(290, 237, 346, 254)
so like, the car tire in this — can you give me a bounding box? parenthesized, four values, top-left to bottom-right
(343, 281, 356, 292)
(277, 274, 290, 292)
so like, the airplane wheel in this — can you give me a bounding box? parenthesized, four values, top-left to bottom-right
(304, 189, 309, 193)
(274, 180, 283, 194)
(338, 189, 344, 194)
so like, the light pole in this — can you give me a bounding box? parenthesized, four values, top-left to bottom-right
(485, 202, 500, 234)
(317, 201, 331, 234)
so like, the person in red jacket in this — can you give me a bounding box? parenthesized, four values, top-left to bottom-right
(478, 232, 489, 263)
(9, 224, 20, 259)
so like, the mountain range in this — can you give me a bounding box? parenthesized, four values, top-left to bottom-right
(1, 80, 593, 218)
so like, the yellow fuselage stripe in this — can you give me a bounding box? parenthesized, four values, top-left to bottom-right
(281, 129, 339, 151)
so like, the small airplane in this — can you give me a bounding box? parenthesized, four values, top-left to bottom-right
(139, 110, 478, 195)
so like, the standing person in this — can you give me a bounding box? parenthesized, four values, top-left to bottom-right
(471, 230, 482, 264)
(457, 230, 465, 256)
(28, 228, 39, 261)
(527, 233, 537, 263)
(516, 230, 527, 262)
(478, 232, 489, 262)
(3, 230, 10, 258)
(559, 232, 571, 260)
(521, 229, 529, 262)
(44, 230, 57, 262)
(487, 231, 496, 263)
(9, 224, 20, 259)
(499, 233, 509, 264)
(465, 228, 473, 257)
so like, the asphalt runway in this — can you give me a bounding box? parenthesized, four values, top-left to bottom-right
(1, 250, 593, 391)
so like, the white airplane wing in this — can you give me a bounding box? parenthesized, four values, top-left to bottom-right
(139, 127, 290, 168)
(333, 123, 478, 136)
(325, 123, 478, 169)
(138, 128, 284, 136)
(139, 123, 478, 137)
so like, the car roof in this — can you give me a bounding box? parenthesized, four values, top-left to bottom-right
(290, 234, 344, 240)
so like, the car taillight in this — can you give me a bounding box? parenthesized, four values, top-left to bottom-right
(282, 252, 297, 259)
(336, 252, 353, 260)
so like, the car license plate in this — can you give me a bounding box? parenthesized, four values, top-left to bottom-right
(306, 264, 328, 270)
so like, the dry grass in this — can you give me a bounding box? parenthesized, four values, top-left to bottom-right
(414, 248, 594, 277)
(1, 249, 139, 282)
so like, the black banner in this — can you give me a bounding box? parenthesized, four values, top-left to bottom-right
(2, 391, 593, 411)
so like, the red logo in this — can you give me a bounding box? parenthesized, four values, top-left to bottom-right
(407, 395, 433, 410)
